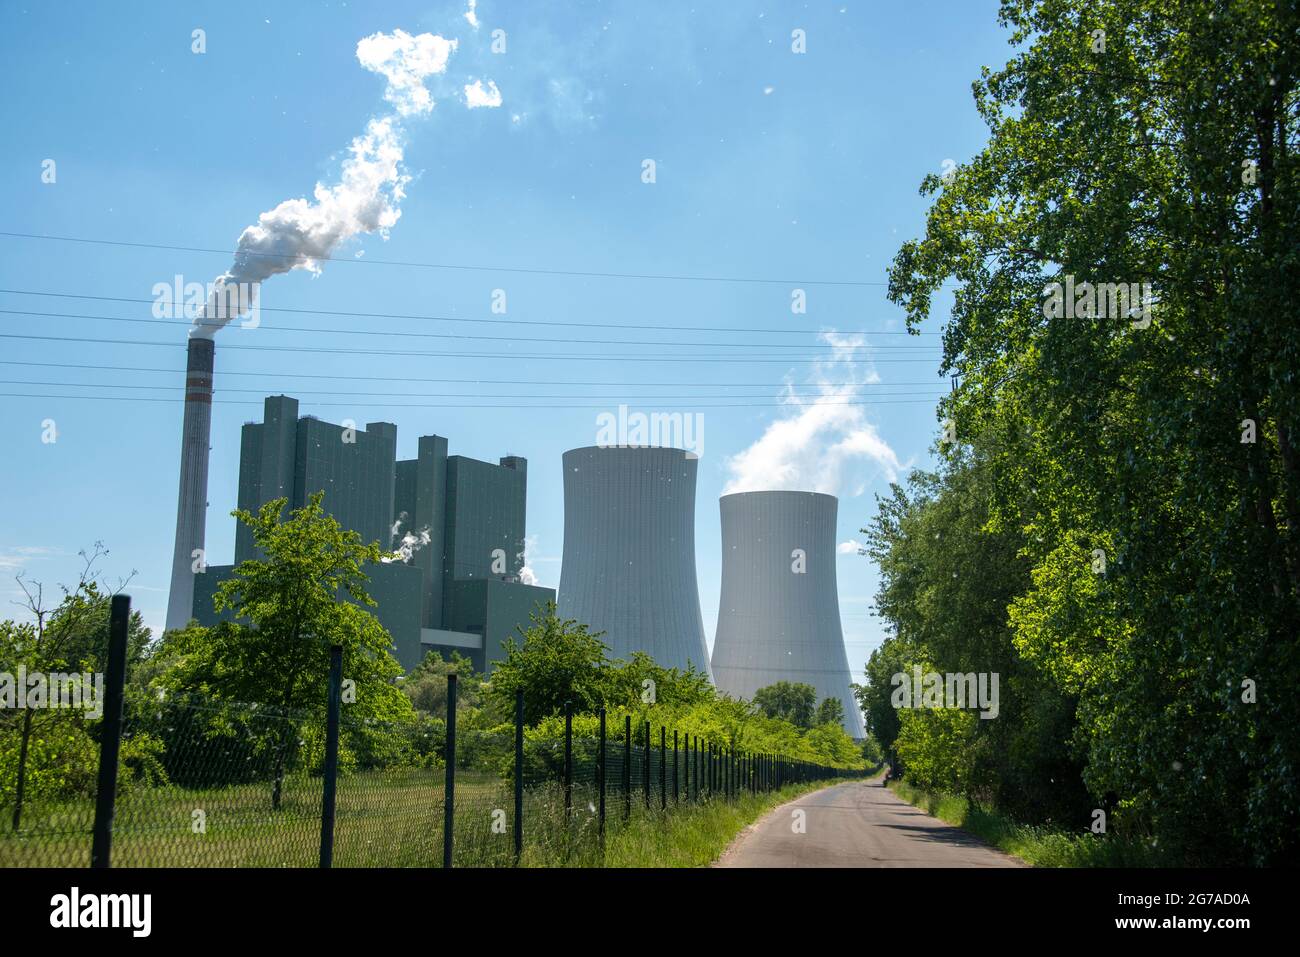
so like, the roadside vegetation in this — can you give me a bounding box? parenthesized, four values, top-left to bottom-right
(859, 0, 1299, 867)
(601, 780, 842, 868)
(3, 493, 866, 867)
(886, 779, 1165, 868)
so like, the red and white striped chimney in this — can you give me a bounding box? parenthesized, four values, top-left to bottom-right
(164, 337, 215, 632)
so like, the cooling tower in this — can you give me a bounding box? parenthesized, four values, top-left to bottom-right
(164, 337, 215, 632)
(711, 491, 866, 738)
(558, 446, 711, 676)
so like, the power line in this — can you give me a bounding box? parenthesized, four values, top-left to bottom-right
(0, 379, 948, 401)
(0, 391, 943, 410)
(0, 230, 898, 287)
(0, 360, 950, 389)
(0, 308, 942, 352)
(0, 333, 943, 363)
(0, 288, 942, 337)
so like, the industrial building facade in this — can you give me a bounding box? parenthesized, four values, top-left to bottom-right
(192, 395, 553, 672)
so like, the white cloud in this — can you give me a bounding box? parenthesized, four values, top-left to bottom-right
(722, 332, 903, 497)
(356, 29, 458, 117)
(837, 539, 864, 555)
(0, 546, 62, 570)
(464, 78, 503, 109)
(464, 0, 480, 30)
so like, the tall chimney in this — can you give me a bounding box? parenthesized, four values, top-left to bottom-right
(165, 337, 215, 632)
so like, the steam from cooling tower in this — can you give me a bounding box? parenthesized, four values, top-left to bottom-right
(190, 28, 499, 337)
(723, 332, 904, 496)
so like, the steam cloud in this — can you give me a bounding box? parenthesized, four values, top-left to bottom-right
(192, 27, 499, 338)
(384, 514, 432, 564)
(356, 29, 457, 117)
(516, 535, 539, 586)
(722, 332, 904, 497)
(389, 511, 409, 544)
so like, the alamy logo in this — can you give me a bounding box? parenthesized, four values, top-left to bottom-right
(890, 667, 1000, 719)
(0, 667, 104, 719)
(1041, 275, 1153, 328)
(595, 404, 703, 458)
(50, 887, 151, 937)
(152, 274, 261, 328)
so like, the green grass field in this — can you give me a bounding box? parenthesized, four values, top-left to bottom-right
(3, 766, 460, 867)
(1, 768, 850, 868)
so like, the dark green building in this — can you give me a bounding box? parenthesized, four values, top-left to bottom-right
(193, 395, 554, 672)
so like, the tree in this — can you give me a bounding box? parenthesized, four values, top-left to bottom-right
(752, 682, 817, 729)
(403, 650, 484, 716)
(2, 544, 159, 827)
(815, 696, 846, 728)
(488, 602, 611, 725)
(804, 721, 861, 766)
(857, 636, 908, 772)
(859, 448, 1088, 818)
(154, 493, 412, 807)
(885, 0, 1299, 862)
(604, 651, 715, 710)
(859, 733, 883, 768)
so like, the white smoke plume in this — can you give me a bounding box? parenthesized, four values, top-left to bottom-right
(389, 511, 409, 545)
(356, 29, 457, 117)
(516, 535, 539, 586)
(722, 332, 904, 497)
(191, 27, 498, 338)
(384, 524, 432, 564)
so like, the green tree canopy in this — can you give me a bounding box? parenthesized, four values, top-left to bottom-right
(880, 0, 1299, 863)
(403, 650, 485, 717)
(149, 493, 415, 806)
(156, 492, 409, 720)
(488, 602, 611, 725)
(814, 696, 846, 728)
(1, 546, 162, 826)
(752, 681, 817, 729)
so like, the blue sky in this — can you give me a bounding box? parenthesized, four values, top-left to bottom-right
(0, 1, 1009, 682)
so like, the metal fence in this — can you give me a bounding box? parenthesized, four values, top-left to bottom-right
(1, 598, 862, 868)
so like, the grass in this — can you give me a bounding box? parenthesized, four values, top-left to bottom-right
(2, 765, 467, 867)
(569, 779, 843, 868)
(886, 779, 1166, 867)
(1, 768, 858, 869)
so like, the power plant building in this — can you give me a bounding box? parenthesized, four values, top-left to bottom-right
(188, 394, 553, 671)
(233, 396, 396, 566)
(557, 446, 711, 676)
(710, 490, 866, 738)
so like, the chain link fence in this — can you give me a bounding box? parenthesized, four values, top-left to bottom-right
(2, 614, 864, 868)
